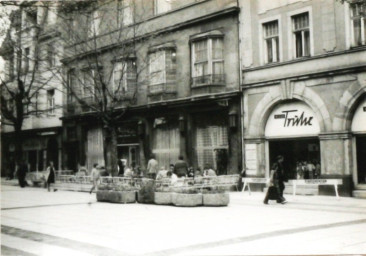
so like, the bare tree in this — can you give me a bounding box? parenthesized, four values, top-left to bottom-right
(0, 2, 63, 166)
(56, 0, 152, 176)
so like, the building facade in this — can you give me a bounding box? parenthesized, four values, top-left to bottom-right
(239, 0, 366, 196)
(60, 0, 242, 174)
(1, 3, 64, 174)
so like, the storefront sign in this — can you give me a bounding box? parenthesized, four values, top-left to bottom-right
(351, 99, 366, 133)
(289, 179, 343, 185)
(265, 102, 320, 137)
(245, 144, 257, 175)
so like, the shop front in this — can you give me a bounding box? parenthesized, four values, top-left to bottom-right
(264, 101, 321, 180)
(351, 97, 366, 187)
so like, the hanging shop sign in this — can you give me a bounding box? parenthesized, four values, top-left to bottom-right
(351, 98, 366, 133)
(265, 102, 320, 138)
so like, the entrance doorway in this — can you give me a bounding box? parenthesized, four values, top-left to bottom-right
(356, 136, 366, 184)
(269, 138, 320, 179)
(117, 144, 139, 168)
(65, 142, 79, 172)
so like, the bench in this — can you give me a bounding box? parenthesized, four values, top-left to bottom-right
(242, 178, 270, 195)
(289, 179, 343, 199)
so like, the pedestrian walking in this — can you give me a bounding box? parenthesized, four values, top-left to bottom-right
(174, 155, 188, 178)
(147, 154, 159, 179)
(263, 155, 287, 204)
(90, 163, 101, 194)
(46, 161, 57, 192)
(17, 161, 28, 188)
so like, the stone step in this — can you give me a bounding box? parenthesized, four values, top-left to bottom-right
(352, 190, 366, 199)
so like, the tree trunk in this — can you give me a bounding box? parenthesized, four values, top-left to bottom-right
(14, 123, 23, 166)
(103, 126, 118, 177)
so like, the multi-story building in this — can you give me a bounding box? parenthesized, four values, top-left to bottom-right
(1, 3, 63, 174)
(239, 0, 366, 196)
(60, 0, 242, 174)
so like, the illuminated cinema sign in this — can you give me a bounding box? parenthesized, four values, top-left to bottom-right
(265, 102, 320, 137)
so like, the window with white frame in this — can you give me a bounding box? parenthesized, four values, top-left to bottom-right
(118, 0, 133, 27)
(47, 89, 55, 114)
(292, 12, 310, 58)
(113, 62, 128, 93)
(263, 20, 279, 63)
(149, 51, 166, 86)
(88, 10, 100, 37)
(350, 2, 366, 46)
(191, 37, 224, 85)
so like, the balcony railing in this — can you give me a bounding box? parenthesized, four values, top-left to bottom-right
(191, 74, 225, 88)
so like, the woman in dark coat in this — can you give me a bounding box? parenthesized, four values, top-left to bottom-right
(46, 161, 57, 192)
(263, 155, 287, 204)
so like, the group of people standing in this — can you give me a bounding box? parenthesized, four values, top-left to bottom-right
(147, 154, 217, 181)
(295, 160, 321, 180)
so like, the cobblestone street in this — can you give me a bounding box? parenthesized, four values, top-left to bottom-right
(1, 184, 366, 255)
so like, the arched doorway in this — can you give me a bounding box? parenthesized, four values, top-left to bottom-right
(351, 97, 366, 185)
(265, 101, 321, 179)
(47, 138, 58, 170)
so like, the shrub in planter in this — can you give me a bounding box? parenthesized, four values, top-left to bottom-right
(137, 178, 155, 204)
(154, 180, 174, 205)
(96, 190, 109, 202)
(172, 186, 202, 207)
(202, 187, 229, 206)
(110, 183, 136, 203)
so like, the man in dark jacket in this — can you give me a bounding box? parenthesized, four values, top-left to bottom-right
(174, 156, 188, 178)
(17, 161, 28, 188)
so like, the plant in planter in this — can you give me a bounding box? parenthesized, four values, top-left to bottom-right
(137, 178, 155, 204)
(154, 178, 174, 205)
(110, 183, 136, 204)
(96, 184, 110, 202)
(201, 186, 230, 206)
(171, 184, 203, 207)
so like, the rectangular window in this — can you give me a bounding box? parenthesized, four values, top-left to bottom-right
(47, 43, 55, 67)
(149, 51, 166, 86)
(350, 2, 366, 46)
(192, 37, 224, 86)
(88, 11, 100, 37)
(154, 0, 196, 15)
(292, 13, 310, 58)
(113, 62, 128, 93)
(67, 70, 76, 103)
(118, 0, 133, 27)
(263, 20, 279, 63)
(24, 47, 30, 72)
(47, 89, 55, 114)
(82, 69, 95, 99)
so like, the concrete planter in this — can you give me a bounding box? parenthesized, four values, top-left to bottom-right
(172, 193, 203, 207)
(137, 179, 155, 204)
(202, 193, 229, 206)
(96, 190, 109, 202)
(111, 191, 136, 203)
(154, 192, 174, 205)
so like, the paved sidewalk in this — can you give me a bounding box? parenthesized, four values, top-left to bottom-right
(1, 184, 366, 255)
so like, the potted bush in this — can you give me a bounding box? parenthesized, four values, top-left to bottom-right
(137, 178, 155, 204)
(202, 186, 230, 206)
(96, 184, 109, 202)
(171, 185, 202, 207)
(154, 178, 173, 205)
(110, 183, 136, 204)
